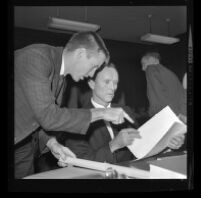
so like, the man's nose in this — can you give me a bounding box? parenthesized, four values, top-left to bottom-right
(89, 68, 96, 77)
(109, 82, 115, 91)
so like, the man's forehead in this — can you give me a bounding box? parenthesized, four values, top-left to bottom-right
(89, 47, 104, 56)
(97, 67, 118, 80)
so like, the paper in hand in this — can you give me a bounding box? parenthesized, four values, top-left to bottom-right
(127, 106, 187, 159)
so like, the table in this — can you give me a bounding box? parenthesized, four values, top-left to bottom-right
(24, 165, 105, 179)
(24, 150, 187, 179)
(118, 150, 187, 169)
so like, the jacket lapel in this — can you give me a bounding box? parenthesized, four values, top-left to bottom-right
(50, 47, 64, 98)
(87, 101, 115, 141)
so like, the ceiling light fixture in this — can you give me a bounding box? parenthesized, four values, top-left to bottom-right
(48, 7, 100, 32)
(141, 15, 180, 44)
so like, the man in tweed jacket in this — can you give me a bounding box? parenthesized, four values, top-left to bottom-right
(15, 31, 134, 178)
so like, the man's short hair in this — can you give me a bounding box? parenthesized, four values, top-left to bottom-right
(90, 62, 117, 81)
(65, 31, 110, 61)
(141, 51, 161, 62)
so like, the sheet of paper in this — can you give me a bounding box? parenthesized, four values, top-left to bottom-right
(61, 157, 108, 172)
(24, 166, 104, 179)
(145, 122, 186, 158)
(127, 106, 187, 159)
(149, 154, 187, 179)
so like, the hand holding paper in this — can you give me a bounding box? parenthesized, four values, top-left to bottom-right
(167, 133, 185, 149)
(57, 146, 77, 167)
(178, 113, 187, 124)
(46, 138, 76, 167)
(110, 128, 141, 152)
(127, 106, 187, 159)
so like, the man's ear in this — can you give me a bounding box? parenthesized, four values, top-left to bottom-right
(88, 79, 95, 90)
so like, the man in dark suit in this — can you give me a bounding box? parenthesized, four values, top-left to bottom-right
(62, 62, 185, 165)
(63, 63, 141, 164)
(14, 31, 134, 178)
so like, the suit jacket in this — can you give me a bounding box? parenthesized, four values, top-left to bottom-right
(145, 64, 186, 117)
(15, 44, 91, 151)
(64, 101, 136, 164)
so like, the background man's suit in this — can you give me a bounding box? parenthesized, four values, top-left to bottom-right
(145, 64, 186, 117)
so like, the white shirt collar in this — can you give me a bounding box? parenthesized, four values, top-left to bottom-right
(91, 98, 114, 140)
(91, 98, 111, 109)
(60, 53, 65, 76)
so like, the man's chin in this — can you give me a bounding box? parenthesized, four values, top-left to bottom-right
(72, 76, 79, 82)
(105, 96, 113, 103)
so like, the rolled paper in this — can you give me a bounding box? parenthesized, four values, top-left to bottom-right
(64, 157, 108, 172)
(62, 157, 150, 179)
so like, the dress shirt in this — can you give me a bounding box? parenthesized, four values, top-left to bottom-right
(91, 98, 114, 139)
(56, 55, 65, 103)
(60, 54, 65, 75)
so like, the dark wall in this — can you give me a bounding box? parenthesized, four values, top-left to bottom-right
(14, 27, 187, 110)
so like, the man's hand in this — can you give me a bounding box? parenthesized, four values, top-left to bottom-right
(178, 114, 187, 124)
(90, 107, 134, 125)
(46, 138, 76, 167)
(109, 128, 141, 153)
(168, 134, 185, 150)
(104, 108, 134, 124)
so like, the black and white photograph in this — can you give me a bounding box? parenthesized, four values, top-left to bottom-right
(8, 0, 193, 193)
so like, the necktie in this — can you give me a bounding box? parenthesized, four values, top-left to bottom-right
(55, 75, 65, 105)
(104, 121, 114, 140)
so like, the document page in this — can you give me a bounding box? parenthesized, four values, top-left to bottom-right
(149, 154, 187, 179)
(127, 106, 186, 159)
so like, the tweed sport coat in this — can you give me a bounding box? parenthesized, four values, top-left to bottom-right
(64, 101, 136, 164)
(15, 44, 91, 150)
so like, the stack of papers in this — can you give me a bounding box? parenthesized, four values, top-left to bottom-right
(149, 154, 187, 179)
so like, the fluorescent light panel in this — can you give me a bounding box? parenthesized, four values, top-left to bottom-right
(141, 33, 180, 44)
(48, 17, 100, 32)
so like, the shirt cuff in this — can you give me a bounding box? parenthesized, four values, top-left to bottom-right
(38, 129, 52, 154)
